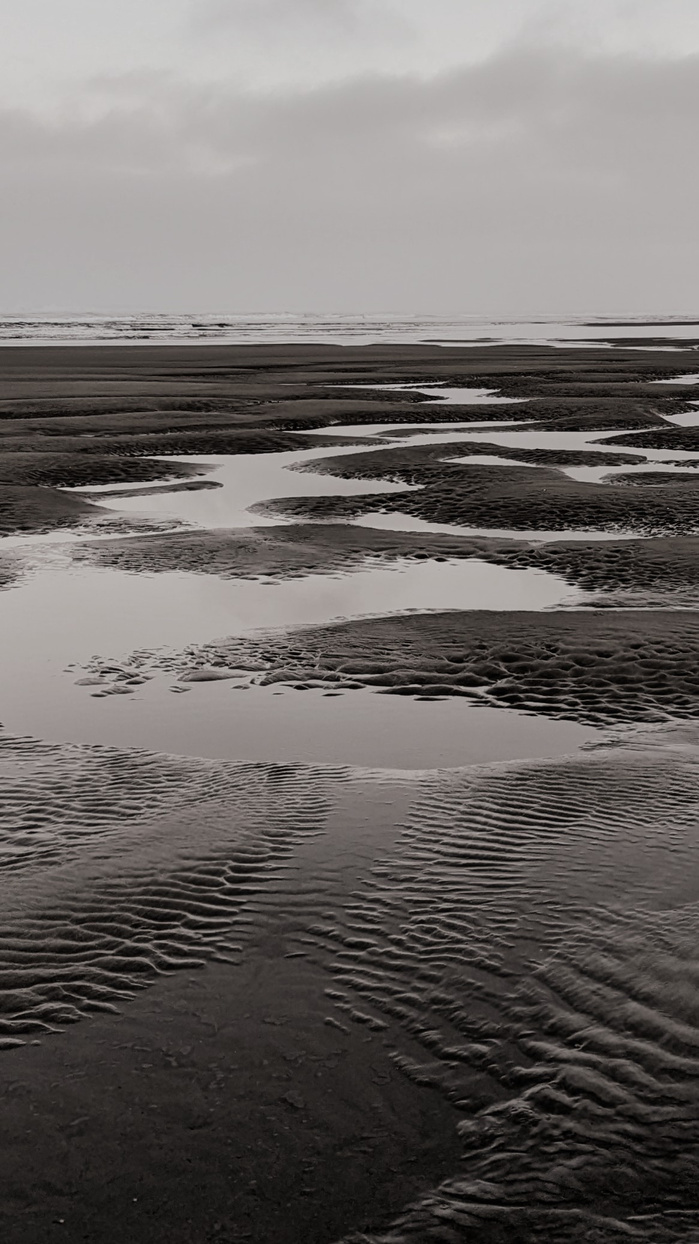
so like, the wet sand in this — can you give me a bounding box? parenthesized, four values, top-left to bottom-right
(143, 608, 699, 725)
(2, 339, 699, 1243)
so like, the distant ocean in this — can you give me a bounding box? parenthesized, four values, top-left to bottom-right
(0, 312, 698, 347)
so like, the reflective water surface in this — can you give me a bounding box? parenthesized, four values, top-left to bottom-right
(7, 396, 696, 769)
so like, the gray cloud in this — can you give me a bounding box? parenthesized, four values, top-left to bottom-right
(185, 0, 699, 87)
(197, 0, 392, 33)
(186, 0, 416, 87)
(1, 49, 697, 313)
(4, 2, 699, 112)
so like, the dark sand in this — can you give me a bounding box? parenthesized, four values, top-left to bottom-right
(2, 341, 699, 1243)
(129, 608, 699, 725)
(262, 449, 699, 536)
(609, 424, 699, 451)
(0, 956, 461, 1244)
(69, 521, 588, 592)
(2, 729, 699, 1242)
(72, 522, 699, 608)
(0, 340, 692, 533)
(0, 552, 23, 590)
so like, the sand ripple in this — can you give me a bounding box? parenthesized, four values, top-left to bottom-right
(163, 609, 699, 726)
(0, 734, 346, 1043)
(2, 725, 699, 1239)
(313, 741, 699, 1240)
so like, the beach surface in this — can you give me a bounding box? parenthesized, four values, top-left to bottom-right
(2, 338, 699, 1242)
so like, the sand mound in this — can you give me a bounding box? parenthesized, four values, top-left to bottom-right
(165, 609, 699, 726)
(264, 444, 699, 536)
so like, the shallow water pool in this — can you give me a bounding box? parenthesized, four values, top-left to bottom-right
(352, 511, 643, 542)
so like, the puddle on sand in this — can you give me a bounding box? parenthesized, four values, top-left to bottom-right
(445, 453, 523, 469)
(1, 555, 580, 656)
(0, 552, 583, 765)
(63, 419, 660, 550)
(63, 420, 537, 534)
(352, 512, 642, 542)
(298, 418, 534, 438)
(3, 408, 675, 771)
(444, 451, 699, 487)
(66, 445, 416, 531)
(662, 404, 699, 428)
(0, 678, 598, 770)
(1, 415, 600, 776)
(560, 460, 699, 484)
(336, 383, 527, 406)
(442, 425, 699, 480)
(443, 427, 653, 455)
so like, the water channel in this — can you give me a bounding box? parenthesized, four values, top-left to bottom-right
(5, 380, 699, 768)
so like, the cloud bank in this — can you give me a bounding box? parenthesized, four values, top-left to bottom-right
(1, 48, 697, 313)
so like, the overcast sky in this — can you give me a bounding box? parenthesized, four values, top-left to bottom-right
(2, 0, 698, 315)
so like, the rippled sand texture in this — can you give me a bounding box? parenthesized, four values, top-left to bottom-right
(263, 441, 699, 536)
(156, 609, 699, 725)
(0, 735, 352, 1044)
(3, 728, 699, 1241)
(328, 734, 699, 1242)
(3, 340, 699, 1243)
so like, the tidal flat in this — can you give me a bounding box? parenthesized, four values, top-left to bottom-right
(2, 339, 699, 1243)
